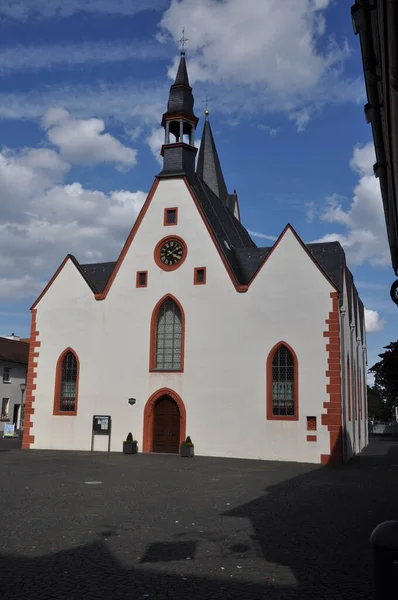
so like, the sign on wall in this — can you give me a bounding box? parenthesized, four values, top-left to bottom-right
(3, 424, 15, 438)
(91, 415, 111, 451)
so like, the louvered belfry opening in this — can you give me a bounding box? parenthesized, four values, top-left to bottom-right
(155, 298, 182, 370)
(60, 351, 77, 411)
(272, 345, 295, 416)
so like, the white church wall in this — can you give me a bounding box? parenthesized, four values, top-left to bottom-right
(30, 179, 345, 463)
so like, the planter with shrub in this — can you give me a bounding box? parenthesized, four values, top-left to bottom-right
(180, 436, 194, 458)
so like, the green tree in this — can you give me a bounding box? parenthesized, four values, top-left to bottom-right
(369, 341, 398, 419)
(367, 385, 392, 421)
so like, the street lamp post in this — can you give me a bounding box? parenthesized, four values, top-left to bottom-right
(19, 382, 26, 436)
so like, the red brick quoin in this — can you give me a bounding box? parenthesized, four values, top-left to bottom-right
(321, 292, 343, 465)
(22, 308, 39, 449)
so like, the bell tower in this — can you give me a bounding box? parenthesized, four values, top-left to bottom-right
(159, 36, 199, 177)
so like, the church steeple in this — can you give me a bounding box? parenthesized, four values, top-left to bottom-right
(196, 110, 241, 220)
(159, 40, 199, 177)
(196, 111, 228, 201)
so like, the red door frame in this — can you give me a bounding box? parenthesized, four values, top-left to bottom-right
(142, 388, 186, 453)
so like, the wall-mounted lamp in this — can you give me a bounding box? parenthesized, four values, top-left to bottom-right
(128, 398, 136, 406)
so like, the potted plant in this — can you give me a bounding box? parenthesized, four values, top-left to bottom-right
(180, 436, 194, 458)
(123, 432, 138, 454)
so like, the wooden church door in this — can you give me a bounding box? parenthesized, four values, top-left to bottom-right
(152, 396, 180, 453)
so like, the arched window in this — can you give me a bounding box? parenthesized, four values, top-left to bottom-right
(151, 296, 184, 371)
(53, 349, 79, 415)
(267, 343, 298, 420)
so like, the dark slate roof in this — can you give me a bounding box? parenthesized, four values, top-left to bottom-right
(353, 284, 359, 333)
(307, 242, 346, 296)
(234, 247, 271, 284)
(196, 116, 228, 202)
(345, 268, 354, 323)
(0, 337, 29, 365)
(234, 241, 346, 288)
(166, 55, 196, 117)
(358, 297, 365, 344)
(188, 173, 256, 283)
(80, 261, 116, 294)
(174, 54, 190, 86)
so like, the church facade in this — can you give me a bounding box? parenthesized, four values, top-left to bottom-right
(22, 53, 368, 464)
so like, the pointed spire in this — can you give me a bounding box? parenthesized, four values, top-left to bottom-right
(174, 53, 190, 87)
(196, 111, 228, 201)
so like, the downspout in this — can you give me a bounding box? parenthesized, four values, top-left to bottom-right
(340, 305, 347, 462)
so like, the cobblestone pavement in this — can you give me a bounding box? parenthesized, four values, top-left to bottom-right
(0, 439, 397, 599)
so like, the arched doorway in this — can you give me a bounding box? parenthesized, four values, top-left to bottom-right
(153, 395, 180, 453)
(143, 388, 186, 453)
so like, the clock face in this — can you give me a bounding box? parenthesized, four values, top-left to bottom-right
(159, 239, 184, 267)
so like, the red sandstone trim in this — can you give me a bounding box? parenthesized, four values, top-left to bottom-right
(154, 235, 187, 272)
(22, 309, 38, 449)
(320, 292, 343, 465)
(53, 348, 80, 416)
(307, 435, 317, 442)
(266, 341, 299, 421)
(142, 388, 186, 453)
(149, 294, 185, 373)
(164, 207, 178, 226)
(136, 271, 148, 288)
(194, 267, 206, 285)
(30, 177, 340, 310)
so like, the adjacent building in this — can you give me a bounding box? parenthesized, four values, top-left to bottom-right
(352, 1, 398, 301)
(0, 336, 29, 435)
(22, 52, 368, 463)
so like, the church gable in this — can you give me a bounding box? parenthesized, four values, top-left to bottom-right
(102, 176, 240, 298)
(32, 255, 95, 310)
(248, 225, 338, 295)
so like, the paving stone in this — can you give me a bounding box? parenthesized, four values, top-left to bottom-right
(0, 438, 396, 598)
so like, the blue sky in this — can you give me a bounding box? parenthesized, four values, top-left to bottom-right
(0, 0, 395, 375)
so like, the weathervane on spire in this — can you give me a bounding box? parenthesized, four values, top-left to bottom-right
(178, 28, 189, 55)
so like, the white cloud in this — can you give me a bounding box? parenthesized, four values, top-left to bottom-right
(0, 117, 147, 301)
(0, 146, 69, 220)
(0, 81, 167, 125)
(364, 308, 385, 333)
(147, 128, 166, 166)
(42, 108, 137, 170)
(0, 0, 167, 21)
(158, 0, 361, 129)
(247, 230, 277, 242)
(313, 142, 389, 266)
(0, 40, 166, 75)
(0, 276, 44, 302)
(146, 126, 201, 165)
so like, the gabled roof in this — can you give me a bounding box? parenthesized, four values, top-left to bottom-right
(80, 262, 117, 294)
(307, 242, 346, 296)
(0, 337, 29, 365)
(188, 173, 255, 283)
(234, 241, 345, 290)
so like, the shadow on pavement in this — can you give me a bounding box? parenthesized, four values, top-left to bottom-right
(0, 439, 398, 599)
